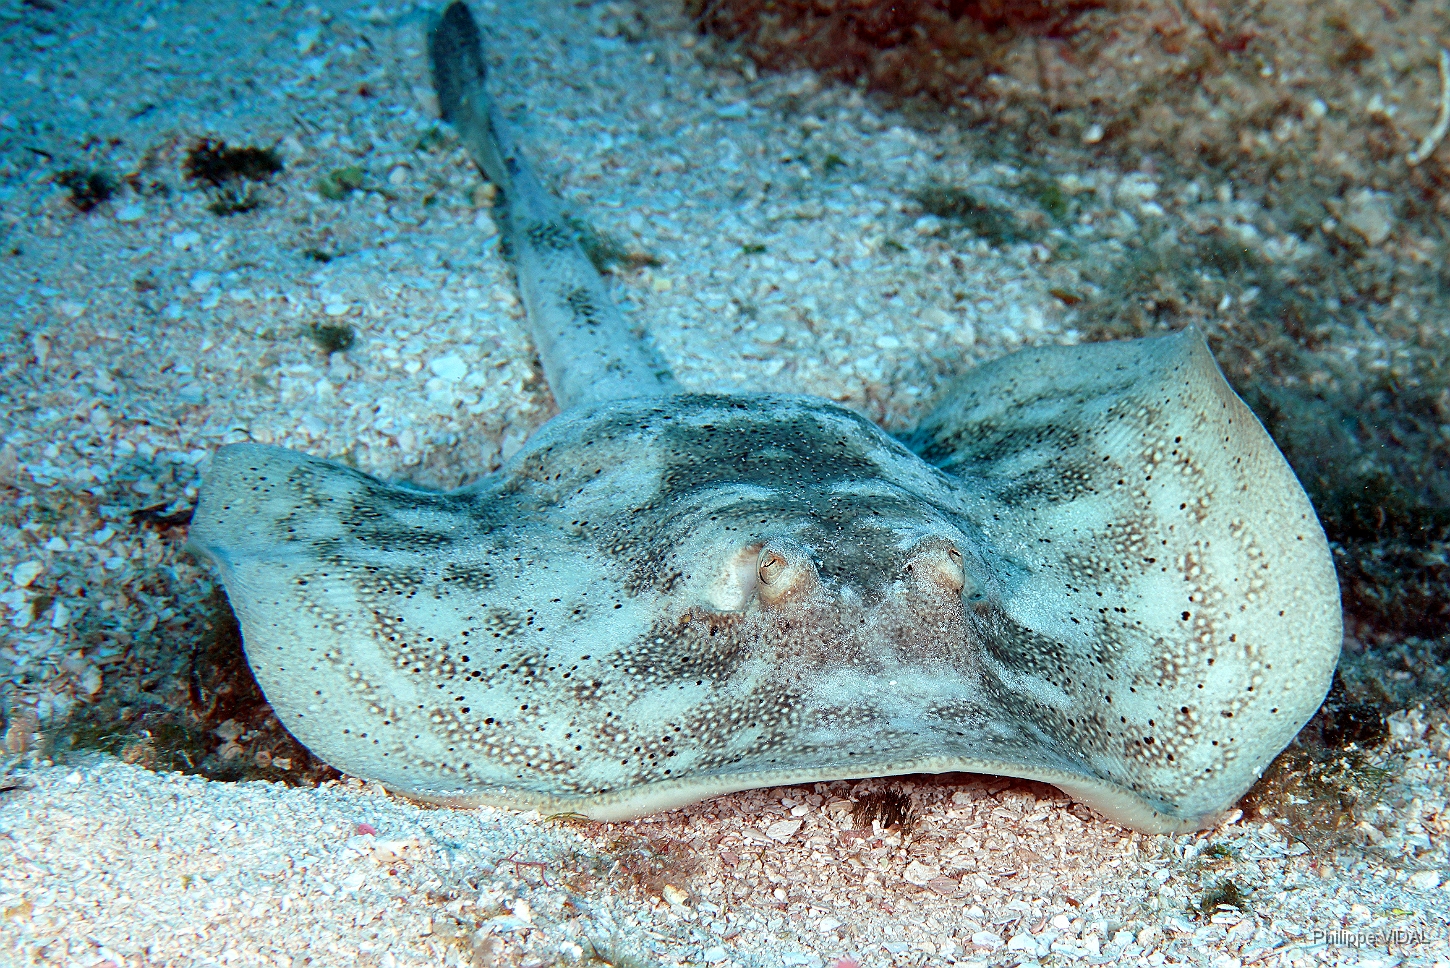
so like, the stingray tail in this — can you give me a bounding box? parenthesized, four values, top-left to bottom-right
(427, 1, 678, 410)
(428, 1, 512, 193)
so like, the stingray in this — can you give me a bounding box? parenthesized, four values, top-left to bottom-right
(188, 2, 1341, 833)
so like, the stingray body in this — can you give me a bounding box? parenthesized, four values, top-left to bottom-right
(189, 3, 1341, 832)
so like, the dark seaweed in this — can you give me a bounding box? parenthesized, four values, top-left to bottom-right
(56, 168, 117, 212)
(1196, 879, 1250, 915)
(851, 790, 918, 832)
(911, 183, 1041, 246)
(184, 139, 283, 186)
(307, 323, 357, 354)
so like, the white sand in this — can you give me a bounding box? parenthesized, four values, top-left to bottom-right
(2, 0, 1449, 964)
(4, 719, 1450, 967)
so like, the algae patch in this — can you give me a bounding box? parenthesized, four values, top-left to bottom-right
(306, 322, 357, 354)
(851, 789, 918, 834)
(55, 168, 118, 212)
(562, 212, 661, 274)
(183, 138, 284, 216)
(1242, 680, 1396, 855)
(184, 139, 283, 185)
(1195, 878, 1250, 916)
(317, 165, 368, 201)
(910, 183, 1043, 246)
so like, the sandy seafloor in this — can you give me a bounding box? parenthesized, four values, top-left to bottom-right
(1, 0, 1450, 965)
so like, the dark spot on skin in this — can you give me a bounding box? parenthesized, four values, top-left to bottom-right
(524, 220, 575, 250)
(565, 286, 601, 326)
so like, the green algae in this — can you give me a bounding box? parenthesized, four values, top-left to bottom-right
(911, 183, 1040, 246)
(317, 165, 368, 200)
(306, 322, 357, 354)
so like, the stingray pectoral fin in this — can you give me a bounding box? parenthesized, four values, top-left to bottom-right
(909, 330, 1342, 824)
(188, 443, 508, 788)
(190, 444, 342, 562)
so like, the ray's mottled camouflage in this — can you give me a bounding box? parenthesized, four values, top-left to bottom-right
(188, 1, 1341, 833)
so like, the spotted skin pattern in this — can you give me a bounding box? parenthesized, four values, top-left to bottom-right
(193, 334, 1340, 832)
(188, 3, 1340, 832)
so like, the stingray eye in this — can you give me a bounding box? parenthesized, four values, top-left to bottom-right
(757, 550, 787, 585)
(906, 540, 967, 595)
(936, 550, 966, 594)
(754, 542, 817, 604)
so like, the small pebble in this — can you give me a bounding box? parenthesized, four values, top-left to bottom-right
(428, 354, 468, 381)
(754, 323, 786, 344)
(295, 26, 321, 54)
(1408, 870, 1442, 890)
(765, 819, 802, 841)
(11, 561, 42, 587)
(901, 860, 938, 886)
